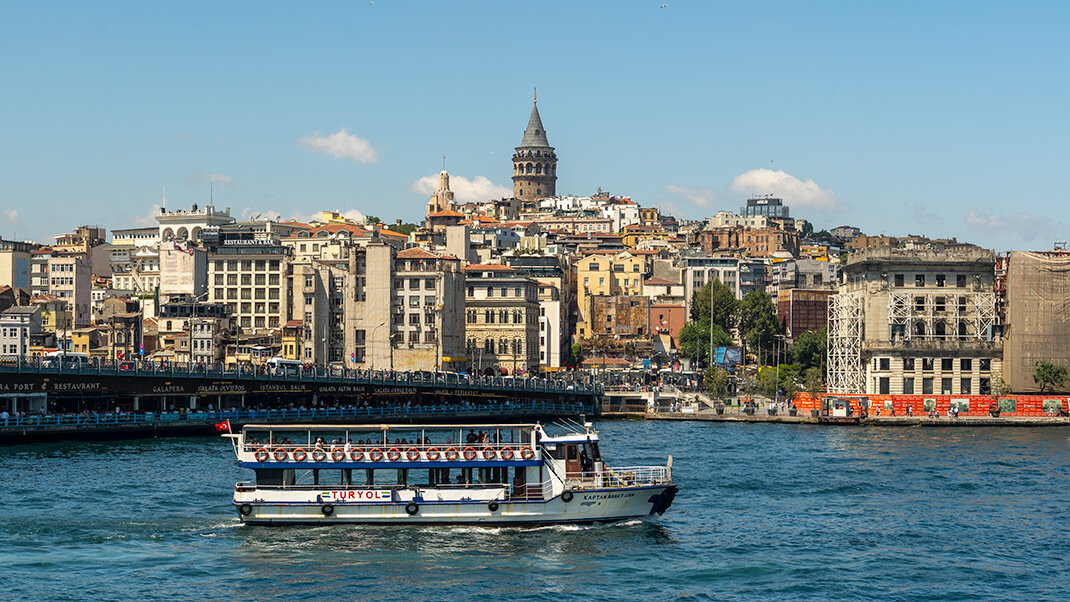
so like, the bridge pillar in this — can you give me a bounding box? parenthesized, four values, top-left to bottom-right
(240, 394, 245, 409)
(189, 395, 197, 410)
(132, 396, 139, 412)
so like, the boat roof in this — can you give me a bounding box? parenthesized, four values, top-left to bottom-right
(241, 423, 540, 430)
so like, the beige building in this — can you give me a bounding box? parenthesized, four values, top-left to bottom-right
(512, 97, 557, 203)
(574, 251, 647, 341)
(426, 170, 457, 219)
(207, 238, 289, 334)
(289, 239, 466, 371)
(48, 252, 92, 327)
(828, 247, 1001, 396)
(464, 264, 540, 375)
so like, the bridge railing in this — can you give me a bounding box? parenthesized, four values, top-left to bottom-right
(0, 355, 602, 394)
(0, 401, 589, 430)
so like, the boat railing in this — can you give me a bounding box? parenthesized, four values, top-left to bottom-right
(564, 466, 671, 488)
(238, 440, 540, 462)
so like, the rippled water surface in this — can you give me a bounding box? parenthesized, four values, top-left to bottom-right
(2, 422, 1068, 601)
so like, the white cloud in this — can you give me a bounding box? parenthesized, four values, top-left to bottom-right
(729, 168, 839, 210)
(2, 209, 17, 224)
(190, 170, 235, 188)
(298, 128, 379, 163)
(412, 173, 511, 203)
(131, 204, 162, 227)
(965, 210, 1065, 242)
(665, 185, 717, 208)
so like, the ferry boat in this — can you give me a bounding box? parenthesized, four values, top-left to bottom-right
(224, 421, 677, 525)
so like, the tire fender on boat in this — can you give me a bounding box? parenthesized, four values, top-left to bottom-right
(488, 501, 500, 512)
(238, 503, 252, 516)
(561, 491, 574, 503)
(321, 503, 334, 516)
(405, 502, 419, 516)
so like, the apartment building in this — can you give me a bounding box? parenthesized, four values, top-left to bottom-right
(0, 305, 41, 356)
(464, 264, 539, 375)
(205, 233, 289, 334)
(574, 251, 646, 341)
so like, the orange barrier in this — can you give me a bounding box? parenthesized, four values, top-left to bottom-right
(793, 392, 1069, 416)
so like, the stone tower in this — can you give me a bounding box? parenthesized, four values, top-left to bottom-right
(512, 92, 557, 203)
(426, 170, 456, 218)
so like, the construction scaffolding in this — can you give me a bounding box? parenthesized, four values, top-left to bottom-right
(887, 292, 996, 341)
(1004, 251, 1070, 392)
(826, 291, 864, 394)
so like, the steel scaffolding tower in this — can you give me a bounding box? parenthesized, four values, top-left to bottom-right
(827, 291, 864, 394)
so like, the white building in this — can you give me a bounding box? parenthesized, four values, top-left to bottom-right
(0, 306, 41, 357)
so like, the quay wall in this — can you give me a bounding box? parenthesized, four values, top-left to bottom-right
(794, 392, 1069, 417)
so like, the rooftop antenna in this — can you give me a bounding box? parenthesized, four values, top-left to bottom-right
(442, 154, 446, 170)
(210, 181, 214, 211)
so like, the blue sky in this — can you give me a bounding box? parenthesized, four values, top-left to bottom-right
(1, 1, 1068, 252)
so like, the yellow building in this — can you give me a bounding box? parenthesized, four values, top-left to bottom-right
(574, 251, 647, 341)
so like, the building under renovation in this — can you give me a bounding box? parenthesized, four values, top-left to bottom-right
(827, 247, 1001, 395)
(1002, 250, 1070, 393)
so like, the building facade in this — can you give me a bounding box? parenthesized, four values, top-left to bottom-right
(512, 97, 557, 203)
(464, 264, 540, 375)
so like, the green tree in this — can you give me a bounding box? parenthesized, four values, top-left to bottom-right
(757, 366, 779, 397)
(799, 220, 814, 237)
(792, 327, 828, 373)
(704, 366, 730, 397)
(678, 321, 710, 364)
(570, 343, 584, 367)
(393, 223, 417, 235)
(777, 364, 800, 400)
(365, 216, 382, 225)
(803, 366, 823, 394)
(689, 279, 737, 331)
(1033, 361, 1068, 393)
(738, 291, 781, 364)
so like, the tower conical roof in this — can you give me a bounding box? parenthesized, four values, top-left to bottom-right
(519, 102, 550, 147)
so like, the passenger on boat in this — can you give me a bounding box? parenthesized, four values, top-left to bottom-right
(344, 439, 352, 454)
(466, 431, 477, 444)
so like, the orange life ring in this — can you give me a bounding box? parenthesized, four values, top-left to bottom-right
(499, 447, 515, 460)
(482, 446, 496, 460)
(386, 447, 402, 461)
(254, 448, 269, 462)
(331, 448, 346, 462)
(462, 446, 477, 461)
(349, 447, 364, 461)
(406, 447, 420, 461)
(426, 447, 441, 461)
(445, 447, 459, 461)
(292, 448, 308, 462)
(273, 447, 288, 462)
(520, 447, 535, 460)
(369, 448, 383, 462)
(312, 448, 327, 462)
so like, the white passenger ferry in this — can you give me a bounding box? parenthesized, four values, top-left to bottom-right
(224, 421, 677, 525)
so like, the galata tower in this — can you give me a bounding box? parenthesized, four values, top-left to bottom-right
(512, 91, 557, 203)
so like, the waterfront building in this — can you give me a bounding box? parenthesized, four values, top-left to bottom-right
(464, 264, 540, 375)
(46, 252, 92, 327)
(0, 238, 39, 295)
(827, 246, 1001, 396)
(512, 95, 557, 204)
(1002, 250, 1070, 393)
(156, 203, 235, 243)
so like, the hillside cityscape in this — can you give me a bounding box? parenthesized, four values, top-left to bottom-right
(2, 97, 1069, 397)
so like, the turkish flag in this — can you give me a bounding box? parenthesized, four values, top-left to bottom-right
(214, 420, 231, 433)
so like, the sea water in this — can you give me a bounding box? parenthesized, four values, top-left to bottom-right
(1, 421, 1067, 601)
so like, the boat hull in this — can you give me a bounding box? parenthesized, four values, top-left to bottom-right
(235, 485, 677, 526)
